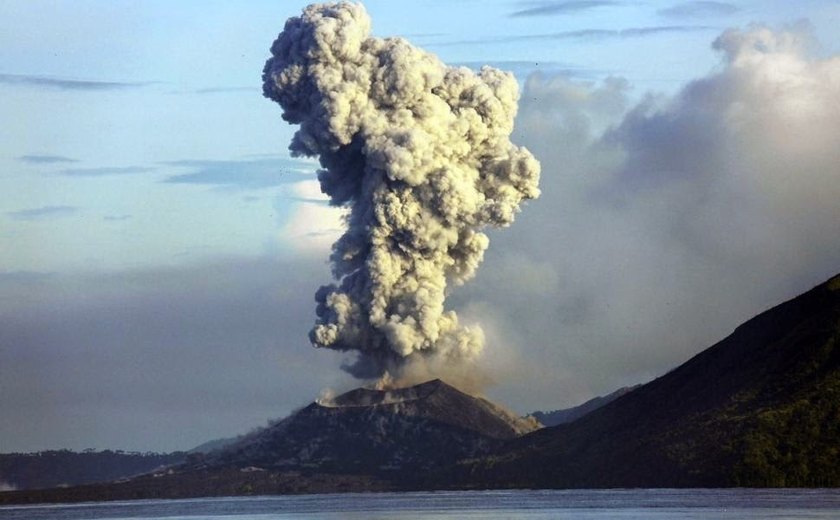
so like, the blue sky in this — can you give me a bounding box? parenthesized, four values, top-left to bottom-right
(2, 1, 839, 452)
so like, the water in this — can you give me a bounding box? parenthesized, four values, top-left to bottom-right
(2, 489, 840, 520)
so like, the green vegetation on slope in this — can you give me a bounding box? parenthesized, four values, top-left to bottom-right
(733, 325, 840, 486)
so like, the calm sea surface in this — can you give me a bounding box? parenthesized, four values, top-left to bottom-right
(2, 489, 840, 520)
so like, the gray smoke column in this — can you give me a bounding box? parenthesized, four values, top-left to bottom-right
(263, 2, 540, 382)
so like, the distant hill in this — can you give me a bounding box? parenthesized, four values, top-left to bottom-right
(0, 450, 185, 491)
(452, 273, 840, 488)
(0, 434, 249, 492)
(531, 385, 641, 427)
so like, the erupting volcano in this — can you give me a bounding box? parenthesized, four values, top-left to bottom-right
(261, 2, 540, 384)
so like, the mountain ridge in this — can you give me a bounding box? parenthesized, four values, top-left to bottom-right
(445, 272, 840, 488)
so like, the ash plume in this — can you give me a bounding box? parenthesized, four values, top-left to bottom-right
(262, 3, 540, 382)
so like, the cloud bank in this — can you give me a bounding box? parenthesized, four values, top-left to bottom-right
(18, 154, 78, 164)
(468, 23, 840, 409)
(0, 73, 147, 91)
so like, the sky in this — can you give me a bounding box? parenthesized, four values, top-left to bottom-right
(1, 0, 839, 453)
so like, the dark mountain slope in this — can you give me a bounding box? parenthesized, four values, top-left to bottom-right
(0, 450, 185, 491)
(453, 273, 840, 488)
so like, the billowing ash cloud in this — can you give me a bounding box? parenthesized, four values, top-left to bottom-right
(262, 3, 540, 381)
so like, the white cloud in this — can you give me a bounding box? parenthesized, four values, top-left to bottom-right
(601, 23, 840, 273)
(289, 179, 329, 202)
(281, 183, 346, 254)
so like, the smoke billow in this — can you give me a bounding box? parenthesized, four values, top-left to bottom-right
(262, 3, 540, 382)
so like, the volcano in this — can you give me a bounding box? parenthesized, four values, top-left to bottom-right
(203, 379, 538, 475)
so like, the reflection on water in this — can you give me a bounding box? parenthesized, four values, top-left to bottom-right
(2, 489, 840, 520)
